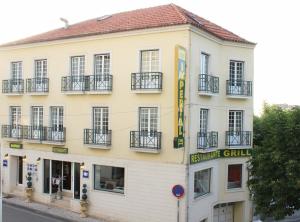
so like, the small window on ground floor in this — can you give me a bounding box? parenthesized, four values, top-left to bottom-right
(227, 164, 242, 189)
(194, 168, 211, 198)
(94, 165, 124, 194)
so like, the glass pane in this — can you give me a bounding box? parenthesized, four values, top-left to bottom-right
(194, 168, 211, 197)
(141, 50, 159, 72)
(74, 163, 80, 199)
(228, 164, 242, 189)
(43, 159, 50, 193)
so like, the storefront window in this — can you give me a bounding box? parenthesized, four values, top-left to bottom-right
(227, 164, 242, 189)
(94, 165, 124, 194)
(43, 159, 50, 193)
(194, 168, 211, 198)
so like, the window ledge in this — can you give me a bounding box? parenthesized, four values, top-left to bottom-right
(130, 147, 160, 153)
(132, 89, 162, 94)
(85, 91, 112, 95)
(196, 147, 218, 153)
(27, 92, 49, 96)
(2, 138, 22, 142)
(23, 139, 42, 144)
(85, 144, 111, 149)
(225, 145, 252, 149)
(198, 91, 217, 96)
(91, 189, 125, 196)
(193, 192, 212, 202)
(226, 95, 251, 99)
(3, 93, 24, 96)
(62, 91, 85, 95)
(42, 141, 65, 146)
(226, 188, 244, 193)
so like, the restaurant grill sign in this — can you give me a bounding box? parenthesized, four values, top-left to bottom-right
(190, 149, 252, 164)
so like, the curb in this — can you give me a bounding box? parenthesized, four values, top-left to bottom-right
(3, 199, 80, 222)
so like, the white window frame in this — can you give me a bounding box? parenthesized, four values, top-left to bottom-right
(31, 106, 43, 127)
(199, 109, 209, 133)
(229, 60, 244, 84)
(200, 52, 209, 75)
(70, 56, 85, 76)
(11, 61, 22, 79)
(139, 107, 159, 133)
(92, 107, 109, 132)
(94, 54, 110, 76)
(228, 110, 243, 132)
(34, 59, 47, 79)
(10, 106, 21, 126)
(50, 106, 64, 132)
(140, 49, 160, 73)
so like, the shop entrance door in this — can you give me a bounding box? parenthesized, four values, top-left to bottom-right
(213, 203, 234, 222)
(51, 160, 71, 193)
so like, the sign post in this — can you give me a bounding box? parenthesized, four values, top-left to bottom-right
(172, 184, 185, 222)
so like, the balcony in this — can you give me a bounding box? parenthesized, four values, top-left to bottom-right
(23, 126, 43, 141)
(26, 78, 49, 94)
(85, 75, 113, 93)
(197, 131, 218, 149)
(225, 131, 252, 147)
(130, 131, 161, 153)
(198, 74, 219, 95)
(131, 72, 162, 93)
(226, 80, 252, 98)
(61, 75, 112, 94)
(2, 79, 24, 94)
(84, 129, 112, 148)
(61, 75, 86, 93)
(1, 125, 23, 140)
(42, 127, 66, 144)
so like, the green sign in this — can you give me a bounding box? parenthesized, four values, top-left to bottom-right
(190, 149, 252, 164)
(174, 46, 186, 148)
(9, 143, 23, 149)
(52, 147, 68, 154)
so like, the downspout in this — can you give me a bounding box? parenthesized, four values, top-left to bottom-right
(185, 27, 192, 222)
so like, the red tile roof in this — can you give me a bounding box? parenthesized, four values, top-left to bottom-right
(1, 4, 254, 47)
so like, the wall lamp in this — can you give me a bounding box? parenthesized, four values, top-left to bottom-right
(80, 162, 85, 169)
(36, 157, 41, 163)
(4, 153, 8, 158)
(23, 155, 27, 161)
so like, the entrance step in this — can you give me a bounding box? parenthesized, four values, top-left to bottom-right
(50, 195, 71, 210)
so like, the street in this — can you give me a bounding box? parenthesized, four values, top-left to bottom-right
(3, 203, 62, 222)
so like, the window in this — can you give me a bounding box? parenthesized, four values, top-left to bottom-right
(200, 109, 208, 133)
(10, 106, 21, 126)
(93, 107, 109, 132)
(18, 156, 23, 184)
(94, 165, 124, 193)
(35, 59, 47, 78)
(229, 111, 243, 132)
(227, 164, 242, 189)
(140, 50, 159, 72)
(32, 106, 43, 127)
(194, 168, 211, 198)
(94, 54, 110, 76)
(50, 107, 64, 131)
(139, 107, 158, 134)
(11, 61, 22, 79)
(201, 53, 209, 75)
(71, 56, 85, 76)
(229, 60, 244, 84)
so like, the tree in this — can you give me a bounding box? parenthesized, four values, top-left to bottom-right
(248, 104, 300, 220)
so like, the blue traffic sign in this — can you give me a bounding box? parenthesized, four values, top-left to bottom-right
(172, 184, 184, 199)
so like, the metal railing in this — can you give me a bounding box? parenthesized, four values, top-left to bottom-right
(130, 131, 161, 149)
(43, 126, 66, 143)
(86, 75, 113, 91)
(197, 131, 218, 149)
(226, 80, 252, 96)
(61, 75, 86, 92)
(26, 78, 49, 93)
(225, 131, 252, 147)
(2, 79, 24, 94)
(84, 129, 112, 146)
(1, 125, 23, 139)
(23, 126, 43, 141)
(131, 72, 162, 90)
(198, 74, 219, 94)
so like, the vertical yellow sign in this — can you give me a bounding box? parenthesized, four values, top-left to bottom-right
(174, 45, 186, 148)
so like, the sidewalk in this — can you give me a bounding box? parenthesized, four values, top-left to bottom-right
(2, 195, 105, 222)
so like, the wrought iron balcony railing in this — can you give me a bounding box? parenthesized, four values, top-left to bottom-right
(2, 79, 24, 94)
(61, 75, 86, 92)
(130, 131, 161, 149)
(198, 74, 219, 94)
(86, 75, 113, 92)
(84, 129, 112, 146)
(197, 131, 218, 149)
(131, 72, 162, 90)
(226, 80, 252, 97)
(62, 75, 113, 92)
(26, 78, 49, 93)
(42, 126, 66, 143)
(23, 126, 43, 141)
(1, 125, 23, 139)
(225, 131, 252, 147)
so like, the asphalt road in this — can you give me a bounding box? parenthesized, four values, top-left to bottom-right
(3, 203, 63, 222)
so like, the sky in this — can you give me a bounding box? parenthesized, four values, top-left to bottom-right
(0, 0, 299, 115)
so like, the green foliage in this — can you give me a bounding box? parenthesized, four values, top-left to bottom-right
(248, 104, 300, 220)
